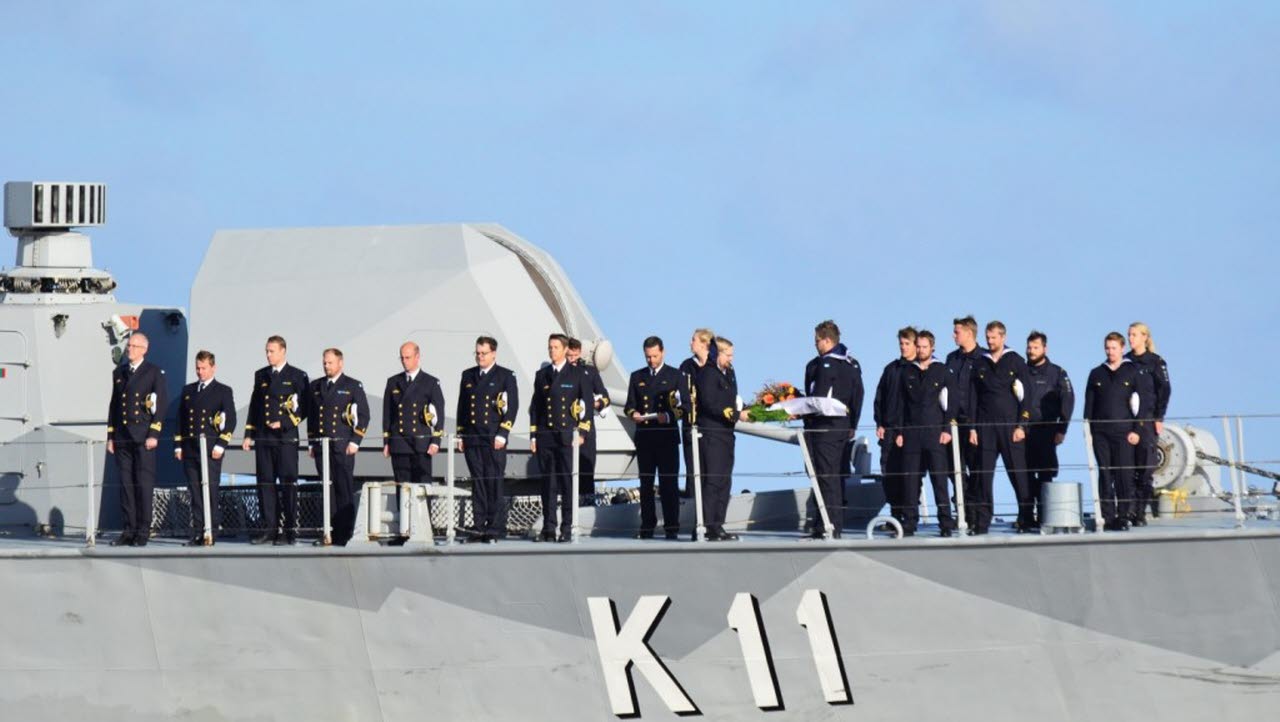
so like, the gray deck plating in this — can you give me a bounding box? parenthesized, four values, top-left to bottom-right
(2, 515, 1278, 721)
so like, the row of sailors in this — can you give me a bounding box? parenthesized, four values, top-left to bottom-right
(104, 317, 1170, 547)
(872, 317, 1171, 536)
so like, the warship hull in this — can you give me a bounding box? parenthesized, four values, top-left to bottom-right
(2, 525, 1278, 721)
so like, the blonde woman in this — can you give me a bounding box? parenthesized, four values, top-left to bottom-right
(678, 328, 714, 500)
(1125, 322, 1172, 524)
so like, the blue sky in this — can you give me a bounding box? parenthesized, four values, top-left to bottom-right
(3, 2, 1278, 510)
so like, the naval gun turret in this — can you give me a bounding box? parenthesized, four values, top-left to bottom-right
(0, 182, 186, 536)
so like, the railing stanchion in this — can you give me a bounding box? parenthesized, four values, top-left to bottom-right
(691, 427, 705, 542)
(1083, 421, 1104, 532)
(446, 434, 457, 545)
(798, 430, 834, 539)
(321, 438, 332, 545)
(1223, 417, 1245, 527)
(199, 435, 213, 545)
(84, 440, 96, 547)
(949, 422, 967, 535)
(571, 429, 581, 542)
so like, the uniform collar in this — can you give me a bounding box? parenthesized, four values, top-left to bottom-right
(271, 363, 286, 374)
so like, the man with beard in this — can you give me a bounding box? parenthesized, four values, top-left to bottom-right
(1023, 331, 1074, 525)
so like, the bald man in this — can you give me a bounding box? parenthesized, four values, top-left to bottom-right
(383, 342, 446, 488)
(106, 332, 168, 546)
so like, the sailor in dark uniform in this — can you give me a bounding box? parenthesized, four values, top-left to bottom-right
(173, 349, 235, 546)
(308, 348, 370, 546)
(873, 327, 915, 529)
(1024, 331, 1075, 524)
(529, 333, 593, 542)
(966, 321, 1034, 533)
(567, 338, 611, 501)
(678, 329, 714, 497)
(1085, 332, 1155, 531)
(803, 320, 864, 539)
(624, 336, 683, 539)
(455, 335, 520, 542)
(382, 342, 446, 487)
(695, 337, 751, 541)
(1126, 322, 1171, 524)
(106, 331, 168, 547)
(892, 331, 957, 536)
(945, 316, 985, 530)
(242, 335, 309, 545)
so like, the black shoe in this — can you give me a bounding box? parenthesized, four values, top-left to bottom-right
(539, 530, 556, 542)
(719, 532, 739, 542)
(250, 534, 276, 545)
(484, 534, 498, 544)
(634, 530, 654, 540)
(901, 529, 916, 537)
(131, 536, 148, 547)
(664, 530, 679, 540)
(110, 534, 135, 547)
(274, 535, 296, 546)
(184, 536, 204, 547)
(1131, 517, 1148, 527)
(312, 539, 328, 547)
(557, 532, 572, 543)
(940, 528, 953, 538)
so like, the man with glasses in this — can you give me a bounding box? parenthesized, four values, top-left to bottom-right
(456, 336, 520, 542)
(106, 332, 168, 546)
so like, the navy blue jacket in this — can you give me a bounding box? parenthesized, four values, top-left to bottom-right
(625, 363, 682, 445)
(1084, 359, 1155, 436)
(530, 362, 593, 443)
(944, 345, 986, 424)
(892, 358, 957, 437)
(1124, 350, 1171, 421)
(970, 349, 1032, 427)
(456, 364, 519, 441)
(805, 344, 863, 431)
(108, 359, 168, 443)
(382, 370, 446, 454)
(677, 356, 708, 429)
(696, 364, 741, 430)
(245, 364, 309, 441)
(1025, 359, 1074, 436)
(873, 356, 911, 434)
(174, 379, 235, 453)
(308, 374, 371, 448)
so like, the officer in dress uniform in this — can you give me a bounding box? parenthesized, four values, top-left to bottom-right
(696, 337, 751, 542)
(946, 315, 986, 530)
(1085, 332, 1155, 531)
(568, 338, 611, 501)
(874, 327, 915, 529)
(106, 331, 168, 547)
(529, 333, 593, 542)
(892, 331, 957, 536)
(242, 335, 309, 545)
(1024, 331, 1075, 524)
(173, 349, 235, 546)
(1125, 322, 1171, 524)
(966, 321, 1034, 534)
(382, 342, 446, 488)
(307, 348, 370, 546)
(455, 335, 520, 543)
(677, 329, 714, 497)
(803, 320, 864, 539)
(624, 336, 683, 540)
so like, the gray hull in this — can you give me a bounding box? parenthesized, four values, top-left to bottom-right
(3, 528, 1278, 721)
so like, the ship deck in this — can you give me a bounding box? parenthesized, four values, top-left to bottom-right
(4, 511, 1279, 557)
